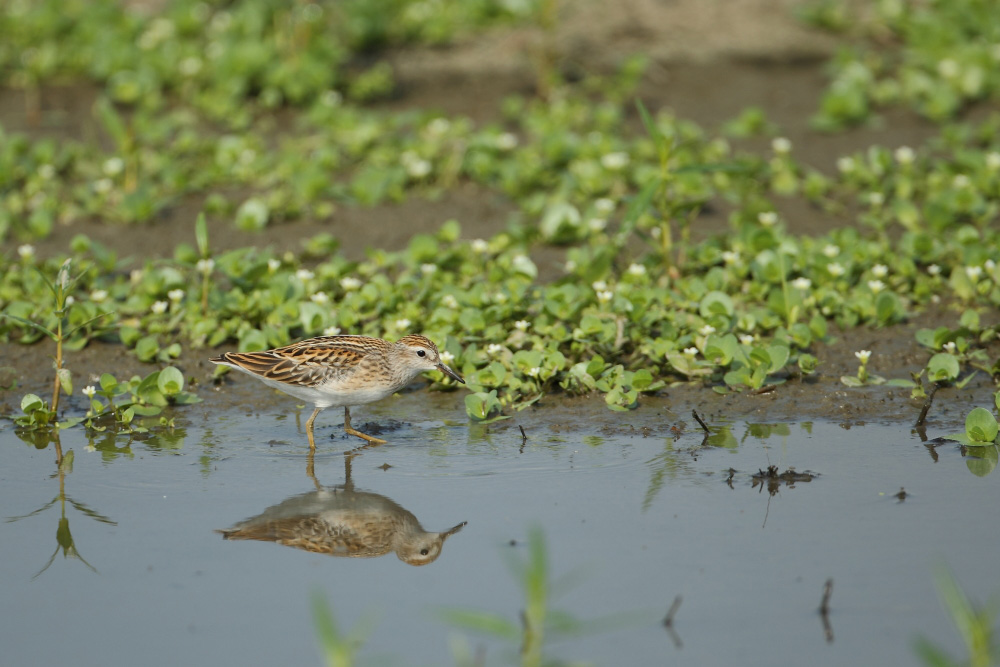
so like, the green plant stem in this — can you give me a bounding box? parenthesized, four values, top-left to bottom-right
(51, 320, 63, 414)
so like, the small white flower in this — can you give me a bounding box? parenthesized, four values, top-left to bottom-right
(594, 198, 615, 216)
(420, 263, 437, 275)
(564, 260, 577, 273)
(600, 151, 630, 170)
(596, 290, 614, 303)
(321, 90, 342, 107)
(442, 294, 459, 309)
(526, 366, 541, 377)
(855, 350, 872, 363)
(867, 279, 885, 293)
(64, 296, 75, 306)
(792, 277, 812, 290)
(310, 291, 329, 305)
(17, 244, 35, 260)
(894, 146, 915, 165)
(587, 218, 607, 232)
(395, 318, 411, 330)
(823, 244, 840, 258)
(495, 133, 518, 150)
(103, 157, 125, 176)
(871, 264, 888, 278)
(965, 265, 983, 280)
(471, 239, 489, 254)
(514, 320, 530, 331)
(722, 250, 740, 265)
(94, 178, 113, 194)
(210, 11, 232, 31)
(38, 164, 56, 179)
(487, 343, 503, 356)
(323, 326, 342, 336)
(90, 289, 108, 303)
(739, 334, 755, 346)
(942, 341, 957, 354)
(295, 268, 314, 282)
(985, 259, 996, 273)
(439, 350, 455, 364)
(758, 211, 778, 227)
(869, 191, 885, 206)
(937, 59, 960, 78)
(179, 56, 202, 76)
(83, 385, 97, 398)
(427, 117, 451, 136)
(827, 262, 845, 277)
(953, 174, 971, 189)
(683, 347, 699, 358)
(987, 152, 1000, 171)
(151, 300, 168, 314)
(404, 157, 432, 179)
(772, 137, 792, 154)
(493, 291, 508, 304)
(267, 258, 281, 273)
(591, 280, 608, 292)
(130, 269, 144, 284)
(197, 258, 215, 274)
(837, 156, 856, 173)
(168, 289, 184, 302)
(927, 264, 941, 276)
(699, 325, 716, 336)
(627, 263, 647, 276)
(339, 276, 361, 291)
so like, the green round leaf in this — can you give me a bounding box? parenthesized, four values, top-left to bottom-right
(157, 366, 184, 396)
(965, 407, 999, 444)
(926, 353, 960, 382)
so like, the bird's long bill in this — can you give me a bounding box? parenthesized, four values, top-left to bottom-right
(443, 521, 468, 538)
(437, 362, 465, 384)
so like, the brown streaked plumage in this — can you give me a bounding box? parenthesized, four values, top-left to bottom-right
(209, 334, 464, 448)
(217, 485, 466, 565)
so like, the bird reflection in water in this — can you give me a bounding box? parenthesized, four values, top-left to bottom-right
(218, 453, 467, 566)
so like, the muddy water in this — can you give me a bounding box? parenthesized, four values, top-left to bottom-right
(1, 393, 995, 667)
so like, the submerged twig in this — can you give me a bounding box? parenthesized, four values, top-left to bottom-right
(663, 595, 683, 627)
(663, 595, 684, 649)
(691, 410, 710, 434)
(915, 383, 940, 427)
(819, 578, 834, 643)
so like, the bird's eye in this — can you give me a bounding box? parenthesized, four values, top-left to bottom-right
(417, 350, 426, 358)
(420, 548, 429, 555)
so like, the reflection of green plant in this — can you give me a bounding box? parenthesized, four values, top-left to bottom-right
(915, 567, 999, 667)
(311, 591, 375, 667)
(440, 526, 644, 666)
(5, 448, 116, 579)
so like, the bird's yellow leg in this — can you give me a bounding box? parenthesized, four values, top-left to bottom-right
(305, 406, 321, 450)
(343, 406, 387, 445)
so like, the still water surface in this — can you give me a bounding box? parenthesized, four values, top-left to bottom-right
(1, 396, 996, 666)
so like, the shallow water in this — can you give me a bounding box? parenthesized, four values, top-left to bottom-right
(1, 396, 996, 667)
